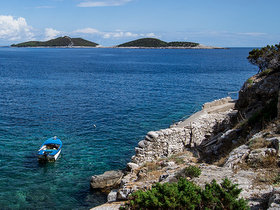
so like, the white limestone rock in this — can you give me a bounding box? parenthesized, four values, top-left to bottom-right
(107, 189, 118, 203)
(224, 145, 250, 168)
(127, 162, 139, 171)
(147, 131, 159, 139)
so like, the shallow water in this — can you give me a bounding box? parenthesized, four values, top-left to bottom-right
(0, 47, 256, 209)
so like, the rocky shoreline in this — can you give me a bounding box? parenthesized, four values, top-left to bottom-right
(91, 70, 280, 209)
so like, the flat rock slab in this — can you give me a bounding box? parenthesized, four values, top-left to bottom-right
(90, 202, 125, 210)
(91, 170, 124, 190)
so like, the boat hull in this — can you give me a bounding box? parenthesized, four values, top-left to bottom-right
(37, 137, 62, 162)
(38, 149, 61, 162)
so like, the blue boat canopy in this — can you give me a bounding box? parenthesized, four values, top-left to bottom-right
(39, 137, 62, 148)
(44, 138, 62, 145)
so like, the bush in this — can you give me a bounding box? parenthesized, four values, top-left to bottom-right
(248, 43, 280, 72)
(184, 165, 201, 178)
(201, 178, 249, 210)
(122, 178, 249, 210)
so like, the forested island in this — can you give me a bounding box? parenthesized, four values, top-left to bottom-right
(11, 37, 223, 49)
(11, 36, 99, 47)
(117, 38, 199, 48)
(117, 38, 224, 49)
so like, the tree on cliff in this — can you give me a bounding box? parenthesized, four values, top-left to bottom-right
(248, 43, 280, 72)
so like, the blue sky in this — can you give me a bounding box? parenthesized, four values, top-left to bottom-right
(0, 0, 279, 46)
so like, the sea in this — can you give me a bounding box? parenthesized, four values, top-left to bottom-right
(0, 47, 257, 209)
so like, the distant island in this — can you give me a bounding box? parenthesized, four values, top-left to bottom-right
(11, 36, 99, 47)
(116, 38, 224, 49)
(11, 37, 224, 49)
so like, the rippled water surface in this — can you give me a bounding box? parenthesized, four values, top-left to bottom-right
(0, 47, 256, 209)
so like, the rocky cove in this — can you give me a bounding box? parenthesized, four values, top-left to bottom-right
(91, 70, 280, 210)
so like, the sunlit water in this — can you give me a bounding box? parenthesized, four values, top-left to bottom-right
(0, 47, 256, 209)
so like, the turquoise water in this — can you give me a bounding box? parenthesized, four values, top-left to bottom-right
(0, 47, 256, 209)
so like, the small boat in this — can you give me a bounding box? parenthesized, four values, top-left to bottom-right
(38, 136, 62, 162)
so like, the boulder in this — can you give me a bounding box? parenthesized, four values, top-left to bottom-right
(127, 162, 139, 171)
(147, 131, 159, 139)
(107, 189, 118, 203)
(224, 145, 250, 168)
(90, 170, 124, 191)
(268, 187, 280, 209)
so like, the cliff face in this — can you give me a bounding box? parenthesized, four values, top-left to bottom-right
(91, 71, 280, 210)
(236, 71, 280, 119)
(278, 90, 280, 118)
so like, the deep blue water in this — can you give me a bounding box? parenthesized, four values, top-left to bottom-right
(0, 47, 256, 209)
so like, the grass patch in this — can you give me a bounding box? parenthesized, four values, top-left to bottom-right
(258, 68, 273, 77)
(173, 157, 185, 165)
(247, 78, 254, 84)
(248, 137, 271, 150)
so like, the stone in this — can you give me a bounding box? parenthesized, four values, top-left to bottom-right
(117, 187, 133, 200)
(268, 187, 280, 209)
(159, 174, 169, 182)
(147, 131, 159, 139)
(127, 162, 139, 171)
(90, 170, 123, 190)
(138, 140, 150, 148)
(107, 189, 118, 203)
(165, 161, 176, 167)
(266, 137, 280, 152)
(90, 202, 123, 210)
(224, 145, 250, 168)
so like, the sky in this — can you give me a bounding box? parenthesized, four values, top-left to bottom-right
(0, 0, 279, 47)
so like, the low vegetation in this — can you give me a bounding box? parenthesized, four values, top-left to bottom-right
(11, 36, 98, 47)
(248, 43, 280, 72)
(122, 178, 249, 209)
(118, 38, 199, 48)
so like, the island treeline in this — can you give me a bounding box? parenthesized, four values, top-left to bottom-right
(11, 36, 98, 47)
(117, 38, 199, 48)
(11, 37, 202, 48)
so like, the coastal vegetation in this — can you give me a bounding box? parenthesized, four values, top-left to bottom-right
(117, 38, 199, 48)
(122, 178, 249, 209)
(11, 36, 98, 47)
(248, 43, 280, 72)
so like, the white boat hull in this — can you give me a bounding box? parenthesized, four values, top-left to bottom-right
(38, 149, 61, 162)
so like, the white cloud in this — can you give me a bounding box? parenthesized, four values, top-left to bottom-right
(236, 32, 267, 37)
(44, 28, 61, 40)
(78, 0, 132, 7)
(73, 27, 157, 39)
(74, 27, 101, 34)
(0, 15, 34, 41)
(102, 31, 157, 39)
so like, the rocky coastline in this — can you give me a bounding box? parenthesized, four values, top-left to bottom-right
(91, 70, 280, 210)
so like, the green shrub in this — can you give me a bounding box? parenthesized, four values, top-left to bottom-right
(184, 165, 201, 178)
(248, 44, 280, 72)
(122, 178, 249, 210)
(201, 178, 249, 209)
(246, 78, 253, 85)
